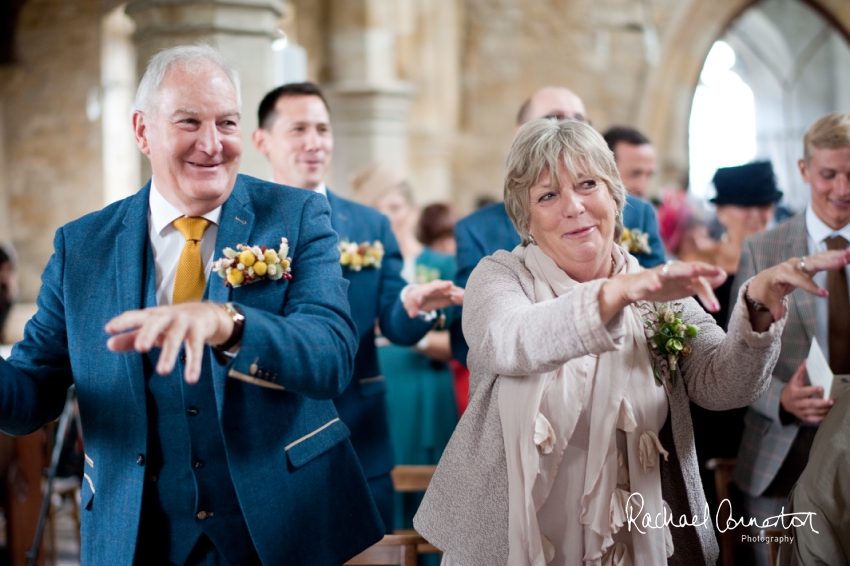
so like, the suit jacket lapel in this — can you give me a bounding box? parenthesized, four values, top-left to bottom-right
(785, 214, 817, 343)
(208, 179, 254, 412)
(116, 184, 153, 415)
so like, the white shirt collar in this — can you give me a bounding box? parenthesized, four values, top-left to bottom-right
(149, 178, 222, 235)
(805, 203, 850, 245)
(314, 182, 328, 197)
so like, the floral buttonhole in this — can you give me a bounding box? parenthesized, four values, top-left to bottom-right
(213, 237, 293, 288)
(643, 302, 701, 392)
(339, 239, 385, 271)
(619, 228, 652, 255)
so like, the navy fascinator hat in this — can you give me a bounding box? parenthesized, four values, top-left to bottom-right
(710, 161, 783, 206)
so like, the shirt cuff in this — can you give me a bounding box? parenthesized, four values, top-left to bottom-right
(400, 284, 439, 322)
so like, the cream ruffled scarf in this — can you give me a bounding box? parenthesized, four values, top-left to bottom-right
(500, 244, 672, 565)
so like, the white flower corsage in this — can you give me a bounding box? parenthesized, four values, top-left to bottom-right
(339, 239, 384, 271)
(212, 238, 292, 288)
(642, 302, 701, 392)
(619, 228, 652, 255)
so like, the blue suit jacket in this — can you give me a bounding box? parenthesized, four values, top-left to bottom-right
(326, 191, 433, 479)
(450, 195, 665, 364)
(0, 176, 384, 565)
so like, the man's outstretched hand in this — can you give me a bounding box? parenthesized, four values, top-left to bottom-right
(105, 303, 234, 384)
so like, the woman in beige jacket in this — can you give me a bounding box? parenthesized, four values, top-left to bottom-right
(413, 120, 850, 566)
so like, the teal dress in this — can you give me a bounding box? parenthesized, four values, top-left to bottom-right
(379, 247, 458, 531)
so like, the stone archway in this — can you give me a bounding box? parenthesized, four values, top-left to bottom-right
(636, 0, 850, 188)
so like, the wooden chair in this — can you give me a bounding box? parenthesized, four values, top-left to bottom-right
(705, 457, 741, 566)
(390, 465, 437, 493)
(390, 465, 440, 555)
(344, 533, 422, 566)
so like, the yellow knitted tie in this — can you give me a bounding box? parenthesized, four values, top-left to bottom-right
(172, 216, 211, 304)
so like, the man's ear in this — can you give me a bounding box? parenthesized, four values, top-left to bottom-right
(133, 111, 151, 156)
(251, 128, 269, 156)
(798, 158, 810, 184)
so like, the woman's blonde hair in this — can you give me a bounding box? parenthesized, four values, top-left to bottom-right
(504, 119, 626, 245)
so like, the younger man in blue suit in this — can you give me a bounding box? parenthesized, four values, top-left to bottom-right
(0, 46, 384, 565)
(451, 87, 666, 364)
(252, 83, 462, 530)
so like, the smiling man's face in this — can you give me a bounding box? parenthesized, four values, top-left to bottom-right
(799, 145, 850, 230)
(133, 60, 242, 215)
(252, 94, 333, 191)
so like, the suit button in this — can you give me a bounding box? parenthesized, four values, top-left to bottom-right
(186, 406, 199, 416)
(136, 454, 145, 466)
(196, 510, 210, 520)
(192, 459, 204, 469)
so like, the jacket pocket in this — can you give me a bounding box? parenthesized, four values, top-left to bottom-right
(285, 418, 351, 468)
(358, 375, 386, 397)
(81, 453, 95, 510)
(231, 278, 289, 308)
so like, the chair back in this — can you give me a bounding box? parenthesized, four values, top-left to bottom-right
(344, 533, 422, 566)
(391, 465, 437, 492)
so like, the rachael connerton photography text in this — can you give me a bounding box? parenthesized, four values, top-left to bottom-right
(624, 493, 819, 535)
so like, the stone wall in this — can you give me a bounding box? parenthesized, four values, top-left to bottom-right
(1, 0, 850, 305)
(0, 0, 104, 302)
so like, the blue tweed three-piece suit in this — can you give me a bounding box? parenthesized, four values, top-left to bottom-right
(0, 176, 385, 565)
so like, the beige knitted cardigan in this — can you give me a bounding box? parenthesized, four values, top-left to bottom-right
(414, 250, 786, 566)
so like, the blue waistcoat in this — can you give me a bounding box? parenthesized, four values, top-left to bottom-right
(137, 243, 256, 565)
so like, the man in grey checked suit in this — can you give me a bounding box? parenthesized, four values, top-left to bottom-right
(731, 112, 850, 564)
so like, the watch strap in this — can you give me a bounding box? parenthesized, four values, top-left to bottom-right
(214, 302, 245, 352)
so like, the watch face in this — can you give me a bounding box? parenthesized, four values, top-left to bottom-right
(222, 302, 245, 321)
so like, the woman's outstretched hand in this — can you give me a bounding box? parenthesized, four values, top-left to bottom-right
(598, 261, 727, 324)
(746, 248, 850, 322)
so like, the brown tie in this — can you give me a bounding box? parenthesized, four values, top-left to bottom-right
(172, 217, 211, 304)
(825, 235, 850, 374)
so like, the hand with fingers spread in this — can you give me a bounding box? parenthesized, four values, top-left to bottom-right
(780, 359, 835, 424)
(745, 248, 850, 324)
(105, 302, 234, 384)
(598, 260, 727, 324)
(402, 279, 465, 319)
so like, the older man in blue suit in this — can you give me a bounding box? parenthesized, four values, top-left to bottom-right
(0, 46, 385, 565)
(450, 87, 666, 364)
(252, 83, 462, 531)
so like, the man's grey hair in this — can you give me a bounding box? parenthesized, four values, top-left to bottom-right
(504, 119, 626, 245)
(133, 44, 242, 115)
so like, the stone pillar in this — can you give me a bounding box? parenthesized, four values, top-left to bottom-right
(325, 0, 413, 195)
(125, 0, 284, 184)
(400, 0, 460, 205)
(101, 6, 140, 205)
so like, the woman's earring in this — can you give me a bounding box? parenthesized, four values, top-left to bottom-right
(528, 234, 536, 245)
(615, 210, 620, 219)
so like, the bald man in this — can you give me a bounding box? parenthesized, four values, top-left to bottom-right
(450, 87, 666, 365)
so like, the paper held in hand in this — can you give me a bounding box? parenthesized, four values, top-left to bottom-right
(806, 337, 850, 400)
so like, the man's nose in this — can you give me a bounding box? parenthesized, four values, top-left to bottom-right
(303, 128, 321, 150)
(196, 122, 221, 154)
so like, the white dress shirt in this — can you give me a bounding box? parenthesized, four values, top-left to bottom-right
(148, 179, 222, 306)
(805, 204, 850, 362)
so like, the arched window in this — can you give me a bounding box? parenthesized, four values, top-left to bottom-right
(689, 0, 850, 210)
(689, 41, 756, 201)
